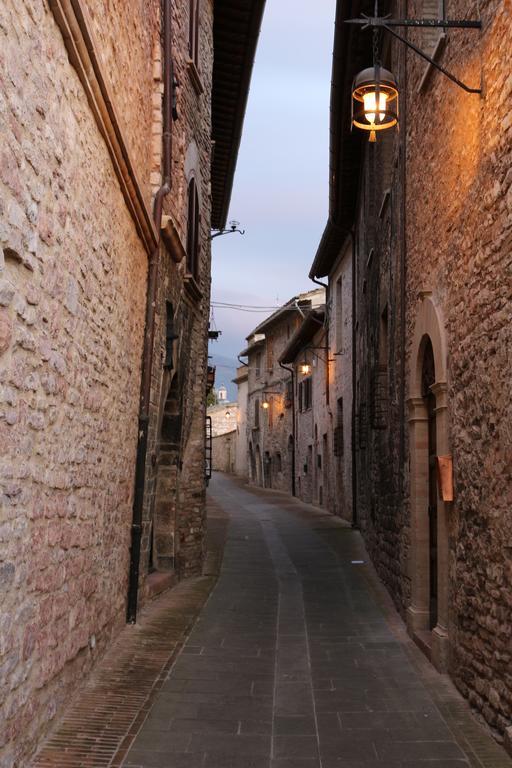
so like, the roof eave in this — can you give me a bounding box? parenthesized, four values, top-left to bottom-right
(211, 0, 266, 230)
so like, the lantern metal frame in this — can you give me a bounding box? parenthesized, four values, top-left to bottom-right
(346, 13, 482, 95)
(351, 64, 399, 140)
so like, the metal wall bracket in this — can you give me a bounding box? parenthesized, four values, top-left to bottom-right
(346, 15, 482, 94)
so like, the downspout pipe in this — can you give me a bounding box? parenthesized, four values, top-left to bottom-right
(127, 0, 173, 624)
(279, 361, 296, 497)
(350, 229, 358, 529)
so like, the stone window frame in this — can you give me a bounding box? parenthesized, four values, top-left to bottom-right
(186, 177, 200, 279)
(187, 0, 204, 94)
(184, 141, 203, 298)
(417, 0, 447, 93)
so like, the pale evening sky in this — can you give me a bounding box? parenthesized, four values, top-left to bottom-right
(210, 0, 336, 385)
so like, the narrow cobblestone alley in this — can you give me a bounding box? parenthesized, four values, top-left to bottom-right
(121, 474, 511, 768)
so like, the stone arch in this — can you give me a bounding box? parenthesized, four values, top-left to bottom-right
(407, 292, 450, 671)
(185, 140, 203, 207)
(152, 372, 183, 572)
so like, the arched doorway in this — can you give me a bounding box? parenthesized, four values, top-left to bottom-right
(421, 338, 437, 630)
(152, 373, 183, 572)
(249, 441, 256, 483)
(407, 293, 450, 672)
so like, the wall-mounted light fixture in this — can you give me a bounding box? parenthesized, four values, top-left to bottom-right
(262, 390, 281, 409)
(300, 359, 312, 376)
(352, 65, 398, 142)
(347, 3, 482, 142)
(210, 220, 245, 240)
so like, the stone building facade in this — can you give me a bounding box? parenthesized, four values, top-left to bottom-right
(0, 0, 265, 764)
(240, 290, 324, 493)
(211, 430, 237, 474)
(310, 0, 512, 746)
(233, 364, 249, 479)
(280, 308, 332, 510)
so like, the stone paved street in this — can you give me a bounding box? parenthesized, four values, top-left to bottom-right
(123, 474, 512, 768)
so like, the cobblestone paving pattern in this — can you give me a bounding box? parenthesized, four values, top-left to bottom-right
(123, 473, 512, 768)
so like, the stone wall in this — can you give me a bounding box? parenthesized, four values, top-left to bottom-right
(353, 0, 512, 742)
(404, 0, 512, 740)
(245, 316, 298, 494)
(139, 0, 214, 584)
(328, 240, 353, 522)
(212, 430, 236, 474)
(0, 0, 216, 764)
(0, 2, 149, 764)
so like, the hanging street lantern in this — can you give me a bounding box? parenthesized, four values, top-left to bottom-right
(352, 65, 398, 143)
(346, 9, 481, 143)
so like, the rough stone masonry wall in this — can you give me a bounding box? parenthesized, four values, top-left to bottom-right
(354, 117, 411, 617)
(246, 317, 297, 494)
(139, 0, 214, 582)
(0, 1, 155, 765)
(405, 0, 512, 740)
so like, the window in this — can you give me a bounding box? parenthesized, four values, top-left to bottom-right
(189, 0, 200, 67)
(186, 178, 200, 279)
(254, 399, 260, 428)
(334, 397, 344, 457)
(268, 398, 274, 430)
(303, 377, 312, 410)
(255, 352, 261, 378)
(298, 378, 313, 412)
(164, 301, 177, 370)
(421, 1, 444, 57)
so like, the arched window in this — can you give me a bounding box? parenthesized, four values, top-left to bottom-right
(186, 177, 200, 279)
(189, 0, 200, 66)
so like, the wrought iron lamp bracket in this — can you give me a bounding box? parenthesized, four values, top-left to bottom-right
(346, 15, 482, 94)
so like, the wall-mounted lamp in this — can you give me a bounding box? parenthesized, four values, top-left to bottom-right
(210, 220, 245, 240)
(300, 360, 312, 376)
(352, 65, 398, 143)
(347, 6, 482, 142)
(262, 400, 270, 410)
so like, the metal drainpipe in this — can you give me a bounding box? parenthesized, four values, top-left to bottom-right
(127, 0, 173, 624)
(399, 0, 408, 491)
(279, 361, 296, 497)
(350, 229, 358, 529)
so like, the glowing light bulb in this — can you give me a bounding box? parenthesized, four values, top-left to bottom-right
(363, 91, 388, 124)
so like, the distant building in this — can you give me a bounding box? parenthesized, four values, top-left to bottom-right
(233, 366, 249, 479)
(280, 307, 335, 513)
(217, 384, 228, 402)
(240, 289, 325, 492)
